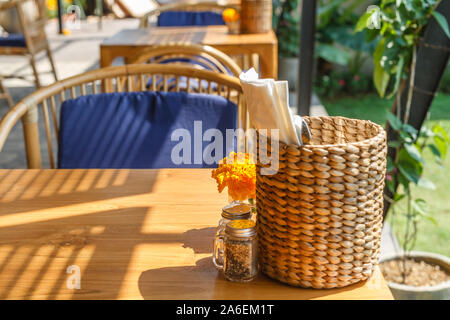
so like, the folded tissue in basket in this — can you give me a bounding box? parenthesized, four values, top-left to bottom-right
(239, 68, 310, 146)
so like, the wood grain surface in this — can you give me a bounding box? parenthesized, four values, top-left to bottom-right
(0, 169, 393, 299)
(100, 26, 278, 78)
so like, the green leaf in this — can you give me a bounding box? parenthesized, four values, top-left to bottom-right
(418, 177, 436, 190)
(404, 143, 424, 163)
(433, 135, 448, 160)
(432, 11, 450, 39)
(355, 11, 372, 33)
(315, 44, 350, 65)
(393, 193, 405, 202)
(412, 198, 429, 215)
(374, 64, 390, 97)
(413, 199, 438, 226)
(399, 131, 413, 143)
(386, 178, 396, 194)
(428, 144, 442, 162)
(386, 112, 402, 130)
(402, 123, 418, 140)
(397, 148, 423, 184)
(373, 38, 390, 97)
(398, 161, 420, 184)
(387, 156, 395, 172)
(387, 55, 404, 98)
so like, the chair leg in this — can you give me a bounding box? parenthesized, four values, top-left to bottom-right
(29, 54, 41, 88)
(46, 45, 58, 82)
(0, 78, 14, 107)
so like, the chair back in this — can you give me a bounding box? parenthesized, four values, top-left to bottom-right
(140, 1, 239, 28)
(0, 64, 246, 169)
(58, 90, 237, 169)
(127, 43, 242, 77)
(0, 0, 48, 53)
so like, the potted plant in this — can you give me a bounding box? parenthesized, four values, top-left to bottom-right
(356, 0, 450, 299)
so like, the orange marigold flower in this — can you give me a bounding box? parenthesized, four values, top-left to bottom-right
(222, 8, 240, 23)
(211, 152, 256, 201)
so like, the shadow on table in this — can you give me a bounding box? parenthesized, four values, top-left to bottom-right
(0, 169, 159, 216)
(138, 227, 368, 300)
(0, 205, 190, 299)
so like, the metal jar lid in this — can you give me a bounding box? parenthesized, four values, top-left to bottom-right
(222, 202, 252, 220)
(225, 219, 256, 238)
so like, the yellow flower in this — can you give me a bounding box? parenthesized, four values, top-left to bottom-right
(222, 8, 240, 23)
(211, 152, 256, 201)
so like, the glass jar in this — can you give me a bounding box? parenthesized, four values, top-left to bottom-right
(217, 219, 258, 282)
(212, 202, 252, 269)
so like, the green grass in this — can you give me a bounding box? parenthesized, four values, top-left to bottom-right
(321, 93, 450, 257)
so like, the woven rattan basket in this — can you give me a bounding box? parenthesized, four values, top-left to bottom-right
(240, 0, 272, 34)
(256, 116, 387, 289)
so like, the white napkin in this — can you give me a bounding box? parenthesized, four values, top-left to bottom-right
(239, 68, 305, 146)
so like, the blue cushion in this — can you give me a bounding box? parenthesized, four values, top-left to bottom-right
(0, 34, 26, 47)
(157, 11, 225, 27)
(58, 91, 237, 169)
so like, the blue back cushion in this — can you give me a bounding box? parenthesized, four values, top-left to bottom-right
(157, 11, 225, 27)
(58, 91, 237, 169)
(0, 34, 26, 47)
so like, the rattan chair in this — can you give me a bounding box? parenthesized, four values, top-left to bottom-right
(127, 43, 242, 77)
(0, 64, 246, 169)
(139, 0, 239, 28)
(0, 76, 13, 107)
(0, 0, 58, 88)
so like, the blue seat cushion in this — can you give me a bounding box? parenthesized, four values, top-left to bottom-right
(157, 11, 225, 27)
(0, 34, 26, 47)
(58, 91, 237, 169)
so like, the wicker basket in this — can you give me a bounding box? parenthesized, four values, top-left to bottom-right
(240, 0, 272, 34)
(256, 116, 387, 289)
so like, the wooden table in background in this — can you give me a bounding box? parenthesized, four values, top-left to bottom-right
(0, 169, 393, 300)
(100, 26, 278, 79)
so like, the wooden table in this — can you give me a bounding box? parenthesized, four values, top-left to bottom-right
(100, 26, 278, 79)
(0, 169, 393, 300)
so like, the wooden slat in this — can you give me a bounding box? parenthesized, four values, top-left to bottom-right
(151, 75, 156, 91)
(41, 100, 55, 169)
(93, 81, 99, 94)
(163, 75, 168, 92)
(81, 83, 87, 96)
(49, 96, 59, 141)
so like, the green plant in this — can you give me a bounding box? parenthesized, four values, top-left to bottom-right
(384, 113, 449, 280)
(356, 0, 450, 282)
(273, 0, 300, 57)
(274, 0, 375, 60)
(316, 0, 377, 66)
(355, 0, 449, 98)
(314, 70, 372, 98)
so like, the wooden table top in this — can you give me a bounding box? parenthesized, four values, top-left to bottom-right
(0, 169, 393, 300)
(101, 26, 277, 48)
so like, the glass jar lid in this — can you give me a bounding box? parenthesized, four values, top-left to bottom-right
(222, 202, 252, 220)
(225, 219, 256, 237)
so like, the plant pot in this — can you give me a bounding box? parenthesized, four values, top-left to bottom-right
(380, 251, 450, 300)
(278, 57, 298, 91)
